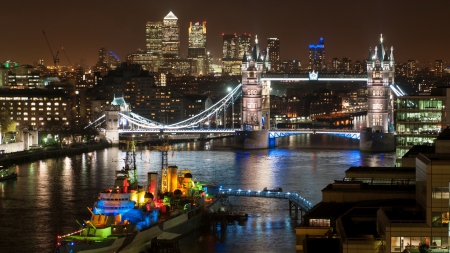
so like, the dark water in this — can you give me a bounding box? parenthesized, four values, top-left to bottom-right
(0, 134, 395, 253)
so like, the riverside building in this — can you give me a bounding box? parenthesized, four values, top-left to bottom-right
(395, 87, 450, 159)
(296, 131, 450, 252)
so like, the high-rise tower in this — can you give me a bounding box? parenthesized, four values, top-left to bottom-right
(267, 38, 280, 72)
(161, 11, 180, 60)
(308, 38, 325, 71)
(238, 34, 251, 60)
(360, 34, 396, 152)
(146, 21, 162, 54)
(145, 21, 162, 72)
(188, 21, 207, 75)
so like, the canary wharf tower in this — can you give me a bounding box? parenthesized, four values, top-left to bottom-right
(360, 34, 395, 152)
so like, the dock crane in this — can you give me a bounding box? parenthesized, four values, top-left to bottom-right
(42, 30, 59, 66)
(61, 46, 72, 67)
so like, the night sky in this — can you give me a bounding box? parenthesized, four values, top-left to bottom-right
(1, 0, 450, 67)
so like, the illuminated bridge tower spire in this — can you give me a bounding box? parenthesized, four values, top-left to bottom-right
(360, 34, 395, 152)
(366, 34, 394, 133)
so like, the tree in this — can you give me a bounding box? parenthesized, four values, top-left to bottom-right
(0, 107, 16, 143)
(44, 120, 72, 148)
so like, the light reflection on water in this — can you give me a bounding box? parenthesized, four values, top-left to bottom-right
(0, 134, 395, 253)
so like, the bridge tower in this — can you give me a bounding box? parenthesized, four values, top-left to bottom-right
(104, 104, 120, 145)
(360, 34, 395, 152)
(234, 35, 270, 149)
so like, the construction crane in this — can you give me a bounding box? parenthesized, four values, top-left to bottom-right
(61, 46, 72, 66)
(42, 30, 59, 66)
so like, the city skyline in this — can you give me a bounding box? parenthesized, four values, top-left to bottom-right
(1, 0, 450, 67)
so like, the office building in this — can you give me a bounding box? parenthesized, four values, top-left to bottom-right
(161, 11, 180, 61)
(0, 89, 73, 129)
(407, 60, 416, 78)
(145, 21, 162, 72)
(267, 38, 280, 72)
(395, 87, 450, 159)
(296, 131, 450, 252)
(222, 34, 238, 59)
(146, 21, 162, 54)
(435, 60, 443, 78)
(188, 21, 208, 76)
(95, 47, 121, 75)
(221, 34, 239, 76)
(308, 37, 325, 71)
(238, 34, 251, 60)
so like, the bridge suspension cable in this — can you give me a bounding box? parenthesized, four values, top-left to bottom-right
(165, 83, 242, 129)
(118, 112, 166, 129)
(84, 114, 106, 129)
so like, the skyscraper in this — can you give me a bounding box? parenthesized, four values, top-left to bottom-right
(222, 34, 240, 75)
(267, 38, 280, 72)
(435, 60, 443, 78)
(188, 21, 207, 75)
(145, 21, 162, 72)
(308, 38, 325, 71)
(146, 21, 162, 54)
(407, 60, 416, 78)
(238, 34, 251, 60)
(222, 34, 238, 59)
(161, 11, 180, 60)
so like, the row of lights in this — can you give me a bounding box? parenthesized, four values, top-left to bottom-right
(219, 188, 312, 207)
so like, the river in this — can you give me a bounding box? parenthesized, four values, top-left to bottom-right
(0, 134, 396, 253)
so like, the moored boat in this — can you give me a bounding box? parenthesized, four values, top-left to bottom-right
(262, 187, 283, 192)
(237, 210, 248, 220)
(0, 165, 18, 181)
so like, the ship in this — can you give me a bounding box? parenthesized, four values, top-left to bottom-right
(55, 141, 222, 253)
(0, 165, 18, 181)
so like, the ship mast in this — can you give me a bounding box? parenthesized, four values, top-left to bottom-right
(125, 138, 138, 189)
(152, 133, 172, 194)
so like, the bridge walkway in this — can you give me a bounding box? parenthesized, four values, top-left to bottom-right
(218, 188, 313, 213)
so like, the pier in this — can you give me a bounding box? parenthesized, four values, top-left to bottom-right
(218, 188, 313, 217)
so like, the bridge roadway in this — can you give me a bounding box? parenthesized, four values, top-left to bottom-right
(119, 128, 361, 140)
(218, 187, 313, 213)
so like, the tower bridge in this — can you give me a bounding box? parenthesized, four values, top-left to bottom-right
(97, 35, 399, 151)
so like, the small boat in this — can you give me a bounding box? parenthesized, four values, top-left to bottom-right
(227, 211, 237, 221)
(262, 187, 283, 192)
(0, 165, 18, 181)
(237, 210, 248, 220)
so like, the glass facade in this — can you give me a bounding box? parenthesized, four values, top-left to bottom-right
(395, 97, 445, 158)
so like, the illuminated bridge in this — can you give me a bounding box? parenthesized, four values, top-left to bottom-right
(90, 72, 405, 145)
(218, 187, 313, 213)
